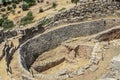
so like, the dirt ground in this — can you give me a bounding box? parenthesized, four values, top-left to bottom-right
(7, 0, 74, 25)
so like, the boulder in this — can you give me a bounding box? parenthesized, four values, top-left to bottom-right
(110, 54, 120, 70)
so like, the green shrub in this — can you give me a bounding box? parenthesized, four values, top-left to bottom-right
(22, 4, 29, 11)
(12, 0, 19, 4)
(11, 10, 15, 15)
(2, 19, 14, 30)
(0, 8, 6, 12)
(71, 0, 79, 5)
(46, 1, 49, 4)
(20, 11, 34, 25)
(27, 11, 33, 17)
(41, 0, 44, 2)
(33, 53, 39, 59)
(17, 11, 21, 14)
(12, 3, 17, 9)
(52, 2, 57, 8)
(7, 6, 12, 11)
(24, 0, 36, 7)
(38, 0, 44, 3)
(19, 5, 21, 8)
(1, 0, 6, 6)
(41, 18, 51, 26)
(1, 14, 8, 19)
(39, 7, 44, 13)
(0, 18, 4, 26)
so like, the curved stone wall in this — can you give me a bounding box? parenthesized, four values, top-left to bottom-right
(19, 19, 120, 71)
(95, 26, 120, 41)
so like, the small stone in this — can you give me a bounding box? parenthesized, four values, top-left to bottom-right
(89, 65, 99, 72)
(84, 64, 91, 69)
(93, 58, 100, 65)
(0, 76, 2, 80)
(69, 50, 76, 59)
(73, 68, 84, 75)
(77, 68, 84, 75)
(22, 76, 32, 80)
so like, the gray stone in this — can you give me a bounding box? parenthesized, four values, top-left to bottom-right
(99, 78, 116, 80)
(73, 68, 84, 75)
(89, 65, 99, 72)
(77, 68, 85, 75)
(110, 54, 120, 70)
(84, 64, 92, 69)
(69, 50, 76, 59)
(22, 76, 33, 80)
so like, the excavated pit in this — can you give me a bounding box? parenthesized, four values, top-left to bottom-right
(19, 18, 120, 73)
(31, 44, 93, 73)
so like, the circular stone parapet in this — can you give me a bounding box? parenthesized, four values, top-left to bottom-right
(19, 18, 120, 71)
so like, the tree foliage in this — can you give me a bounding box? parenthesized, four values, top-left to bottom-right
(71, 0, 79, 5)
(0, 18, 4, 26)
(21, 11, 34, 25)
(2, 19, 14, 30)
(12, 3, 17, 9)
(52, 2, 57, 8)
(24, 0, 36, 6)
(22, 4, 29, 11)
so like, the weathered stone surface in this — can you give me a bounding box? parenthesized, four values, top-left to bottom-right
(0, 28, 4, 43)
(99, 54, 120, 80)
(22, 76, 33, 80)
(19, 25, 45, 44)
(0, 76, 2, 80)
(95, 26, 120, 42)
(76, 68, 85, 75)
(110, 54, 120, 70)
(69, 50, 76, 59)
(19, 18, 120, 70)
(89, 65, 99, 72)
(84, 64, 92, 69)
(33, 57, 65, 73)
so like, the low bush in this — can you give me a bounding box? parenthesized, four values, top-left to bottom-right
(17, 11, 21, 14)
(22, 4, 29, 11)
(0, 8, 6, 12)
(39, 7, 44, 13)
(20, 11, 34, 25)
(52, 2, 57, 8)
(12, 3, 17, 9)
(2, 19, 14, 30)
(0, 18, 4, 26)
(7, 6, 12, 11)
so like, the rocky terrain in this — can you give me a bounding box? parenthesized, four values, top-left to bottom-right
(0, 0, 120, 80)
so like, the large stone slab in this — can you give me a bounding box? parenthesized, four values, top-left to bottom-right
(111, 54, 120, 70)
